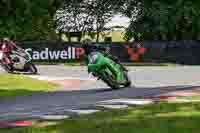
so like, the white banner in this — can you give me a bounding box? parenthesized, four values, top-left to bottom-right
(25, 47, 78, 60)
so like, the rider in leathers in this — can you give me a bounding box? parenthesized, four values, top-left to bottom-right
(0, 38, 18, 69)
(82, 38, 126, 80)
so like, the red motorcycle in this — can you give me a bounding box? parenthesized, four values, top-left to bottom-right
(0, 43, 38, 74)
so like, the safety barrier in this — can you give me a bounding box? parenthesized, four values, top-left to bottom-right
(17, 41, 200, 64)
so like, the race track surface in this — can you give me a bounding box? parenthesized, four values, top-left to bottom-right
(0, 65, 200, 121)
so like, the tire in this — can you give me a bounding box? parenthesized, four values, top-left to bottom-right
(27, 63, 38, 74)
(123, 71, 132, 88)
(113, 62, 131, 88)
(101, 71, 121, 89)
(116, 62, 131, 88)
(0, 63, 13, 73)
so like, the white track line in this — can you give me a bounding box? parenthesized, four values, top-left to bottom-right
(27, 75, 96, 81)
(65, 109, 100, 115)
(97, 98, 153, 105)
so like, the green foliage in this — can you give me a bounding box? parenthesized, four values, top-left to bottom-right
(0, 0, 63, 41)
(124, 0, 200, 40)
(55, 0, 115, 42)
(2, 0, 199, 41)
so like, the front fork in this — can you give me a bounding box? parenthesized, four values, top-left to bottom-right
(88, 59, 125, 83)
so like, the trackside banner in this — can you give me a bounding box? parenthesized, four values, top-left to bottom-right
(17, 41, 200, 64)
(17, 42, 85, 62)
(24, 47, 82, 60)
(17, 41, 145, 62)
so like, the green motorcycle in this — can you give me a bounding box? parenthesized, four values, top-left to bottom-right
(84, 51, 131, 89)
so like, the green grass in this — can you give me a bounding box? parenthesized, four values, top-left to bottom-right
(176, 96, 200, 101)
(1, 102, 200, 133)
(33, 61, 179, 67)
(0, 74, 57, 99)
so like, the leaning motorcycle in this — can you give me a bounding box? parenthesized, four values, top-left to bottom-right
(0, 46, 38, 74)
(85, 50, 131, 89)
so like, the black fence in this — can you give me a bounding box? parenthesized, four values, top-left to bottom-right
(143, 41, 200, 64)
(17, 40, 200, 65)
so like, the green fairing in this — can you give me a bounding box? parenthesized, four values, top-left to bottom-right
(87, 52, 125, 83)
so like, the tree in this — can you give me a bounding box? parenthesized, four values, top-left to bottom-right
(122, 0, 200, 40)
(54, 0, 95, 42)
(112, 0, 143, 41)
(0, 0, 63, 41)
(54, 0, 116, 42)
(87, 0, 115, 42)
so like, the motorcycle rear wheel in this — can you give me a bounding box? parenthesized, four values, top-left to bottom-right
(123, 71, 132, 87)
(26, 63, 38, 74)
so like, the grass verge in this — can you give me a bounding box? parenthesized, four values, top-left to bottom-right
(34, 61, 179, 67)
(176, 96, 200, 101)
(1, 102, 200, 133)
(0, 74, 58, 99)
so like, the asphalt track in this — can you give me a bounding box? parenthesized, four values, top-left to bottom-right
(0, 65, 200, 121)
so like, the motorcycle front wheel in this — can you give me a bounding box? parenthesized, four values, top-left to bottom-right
(101, 71, 121, 89)
(0, 63, 13, 73)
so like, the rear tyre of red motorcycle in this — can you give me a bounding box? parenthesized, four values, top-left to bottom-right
(27, 63, 38, 74)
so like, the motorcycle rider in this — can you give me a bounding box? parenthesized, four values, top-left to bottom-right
(82, 38, 124, 81)
(82, 38, 119, 63)
(0, 38, 19, 68)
